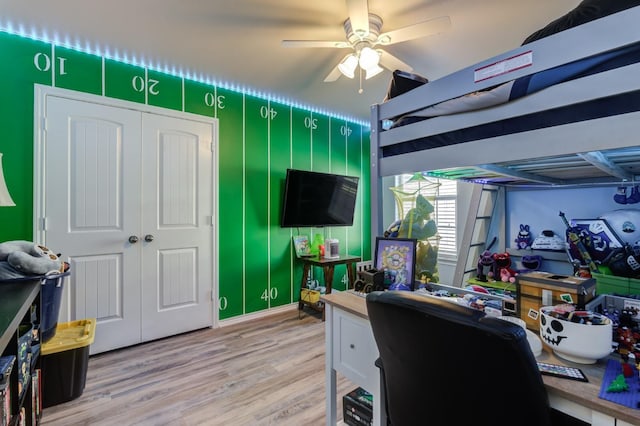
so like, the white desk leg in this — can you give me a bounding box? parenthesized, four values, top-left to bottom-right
(325, 304, 338, 426)
(372, 373, 384, 426)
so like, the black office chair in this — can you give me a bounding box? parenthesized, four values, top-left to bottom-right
(366, 291, 586, 426)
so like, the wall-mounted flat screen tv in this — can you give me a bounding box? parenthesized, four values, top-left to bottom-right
(281, 168, 359, 228)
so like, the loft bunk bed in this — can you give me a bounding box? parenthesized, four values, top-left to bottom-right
(371, 3, 640, 190)
(369, 3, 640, 239)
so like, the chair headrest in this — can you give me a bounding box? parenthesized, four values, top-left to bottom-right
(366, 290, 526, 340)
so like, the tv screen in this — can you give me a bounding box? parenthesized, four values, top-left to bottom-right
(281, 168, 359, 228)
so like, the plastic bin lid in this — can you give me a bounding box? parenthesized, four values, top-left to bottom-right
(41, 318, 96, 355)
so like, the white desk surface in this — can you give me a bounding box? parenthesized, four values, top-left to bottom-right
(322, 290, 640, 426)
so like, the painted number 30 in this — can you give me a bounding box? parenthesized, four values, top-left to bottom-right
(204, 92, 225, 109)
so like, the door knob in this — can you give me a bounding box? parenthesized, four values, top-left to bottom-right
(144, 234, 155, 242)
(128, 235, 139, 244)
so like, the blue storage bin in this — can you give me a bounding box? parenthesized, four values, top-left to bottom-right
(40, 271, 70, 343)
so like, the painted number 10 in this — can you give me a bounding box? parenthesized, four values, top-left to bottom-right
(33, 53, 67, 75)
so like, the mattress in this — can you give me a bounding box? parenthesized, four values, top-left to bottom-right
(383, 41, 640, 158)
(389, 42, 640, 131)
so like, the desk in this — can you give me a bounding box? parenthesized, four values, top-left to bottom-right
(298, 255, 361, 319)
(322, 290, 640, 426)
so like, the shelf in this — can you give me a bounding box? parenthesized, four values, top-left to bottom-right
(506, 248, 569, 262)
(0, 281, 40, 351)
(1, 279, 42, 426)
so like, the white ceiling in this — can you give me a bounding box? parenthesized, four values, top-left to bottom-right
(0, 0, 581, 122)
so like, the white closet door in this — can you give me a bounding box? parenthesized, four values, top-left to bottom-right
(43, 94, 215, 354)
(140, 113, 213, 340)
(45, 96, 143, 354)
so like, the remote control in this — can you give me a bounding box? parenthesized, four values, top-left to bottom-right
(537, 361, 588, 382)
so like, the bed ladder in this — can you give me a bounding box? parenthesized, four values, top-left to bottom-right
(452, 184, 505, 287)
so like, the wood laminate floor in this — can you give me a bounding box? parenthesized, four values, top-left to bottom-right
(41, 307, 353, 426)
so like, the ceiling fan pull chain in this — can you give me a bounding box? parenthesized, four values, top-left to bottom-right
(358, 68, 364, 94)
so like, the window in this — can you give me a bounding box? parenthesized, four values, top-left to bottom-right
(393, 174, 457, 261)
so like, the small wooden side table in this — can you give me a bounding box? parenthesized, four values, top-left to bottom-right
(298, 254, 362, 320)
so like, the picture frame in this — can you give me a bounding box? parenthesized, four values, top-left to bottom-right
(374, 237, 417, 291)
(292, 235, 312, 258)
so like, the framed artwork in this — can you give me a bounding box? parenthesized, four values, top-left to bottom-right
(374, 237, 417, 291)
(292, 235, 312, 258)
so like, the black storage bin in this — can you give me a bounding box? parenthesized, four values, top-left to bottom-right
(41, 318, 95, 408)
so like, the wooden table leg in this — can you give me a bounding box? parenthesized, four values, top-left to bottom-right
(321, 266, 335, 321)
(347, 262, 356, 289)
(323, 265, 335, 295)
(299, 263, 311, 315)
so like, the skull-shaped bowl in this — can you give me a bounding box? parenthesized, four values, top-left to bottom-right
(539, 306, 612, 364)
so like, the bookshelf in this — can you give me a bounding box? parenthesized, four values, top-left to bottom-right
(0, 280, 41, 425)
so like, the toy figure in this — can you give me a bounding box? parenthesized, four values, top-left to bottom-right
(607, 374, 629, 392)
(476, 250, 495, 282)
(520, 255, 542, 273)
(615, 326, 640, 362)
(514, 224, 532, 249)
(492, 252, 518, 283)
(0, 240, 66, 280)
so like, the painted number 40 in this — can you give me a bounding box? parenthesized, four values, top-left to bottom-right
(261, 287, 278, 302)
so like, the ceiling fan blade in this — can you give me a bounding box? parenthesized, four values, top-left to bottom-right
(376, 16, 451, 45)
(379, 50, 413, 73)
(281, 40, 350, 48)
(324, 63, 343, 82)
(346, 0, 370, 36)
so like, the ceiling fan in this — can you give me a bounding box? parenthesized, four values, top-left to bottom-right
(281, 0, 451, 83)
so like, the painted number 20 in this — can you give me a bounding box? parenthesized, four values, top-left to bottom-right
(131, 76, 160, 95)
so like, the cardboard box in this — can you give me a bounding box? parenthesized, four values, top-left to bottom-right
(343, 387, 373, 426)
(517, 271, 596, 331)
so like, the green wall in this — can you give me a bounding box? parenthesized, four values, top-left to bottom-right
(0, 31, 371, 320)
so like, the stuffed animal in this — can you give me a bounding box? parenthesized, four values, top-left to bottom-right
(521, 254, 543, 273)
(476, 250, 495, 282)
(0, 240, 64, 280)
(492, 252, 518, 283)
(514, 224, 532, 249)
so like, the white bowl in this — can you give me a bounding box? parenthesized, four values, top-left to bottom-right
(539, 306, 612, 364)
(497, 316, 542, 357)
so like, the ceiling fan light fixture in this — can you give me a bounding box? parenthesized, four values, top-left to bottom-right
(358, 46, 380, 70)
(364, 64, 384, 80)
(338, 54, 358, 79)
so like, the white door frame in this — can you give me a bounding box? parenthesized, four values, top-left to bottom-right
(33, 84, 219, 329)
